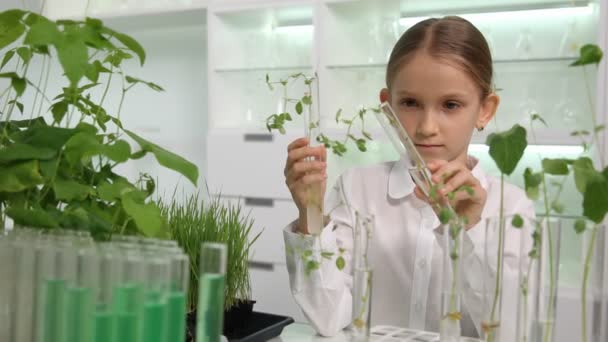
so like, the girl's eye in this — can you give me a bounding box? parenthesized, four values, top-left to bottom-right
(444, 101, 460, 110)
(400, 98, 418, 108)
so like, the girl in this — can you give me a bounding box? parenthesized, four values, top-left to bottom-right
(282, 16, 534, 339)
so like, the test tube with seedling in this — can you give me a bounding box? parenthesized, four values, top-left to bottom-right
(375, 102, 464, 340)
(197, 242, 227, 342)
(352, 212, 374, 340)
(303, 89, 324, 235)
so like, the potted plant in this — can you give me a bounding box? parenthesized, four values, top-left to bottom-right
(158, 192, 261, 341)
(0, 8, 199, 239)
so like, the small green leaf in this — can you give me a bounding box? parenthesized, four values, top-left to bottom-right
(12, 123, 78, 150)
(16, 46, 32, 64)
(8, 100, 23, 114)
(6, 206, 59, 229)
(459, 185, 474, 196)
(356, 139, 367, 152)
(574, 219, 587, 234)
(1, 50, 14, 70)
(102, 27, 146, 66)
(104, 140, 131, 163)
(336, 256, 345, 270)
(295, 101, 303, 115)
(486, 124, 527, 175)
(56, 28, 89, 86)
(303, 250, 313, 258)
(335, 109, 342, 124)
(97, 179, 135, 201)
(439, 207, 452, 224)
(53, 178, 93, 201)
(11, 76, 25, 96)
(121, 192, 163, 236)
(572, 157, 603, 194)
(302, 95, 312, 105)
(126, 130, 199, 186)
(51, 101, 69, 123)
(511, 214, 524, 228)
(595, 125, 606, 133)
(0, 160, 44, 192)
(570, 44, 603, 66)
(0, 143, 55, 163)
(542, 158, 569, 175)
(447, 192, 455, 201)
(0, 10, 25, 50)
(321, 251, 333, 259)
(305, 260, 320, 275)
(530, 113, 547, 127)
(24, 16, 60, 46)
(551, 201, 565, 214)
(583, 178, 608, 223)
(125, 76, 164, 91)
(523, 167, 542, 200)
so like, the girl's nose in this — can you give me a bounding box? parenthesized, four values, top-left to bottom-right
(416, 109, 440, 137)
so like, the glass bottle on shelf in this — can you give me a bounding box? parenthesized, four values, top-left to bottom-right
(553, 76, 579, 131)
(515, 27, 533, 60)
(558, 17, 580, 58)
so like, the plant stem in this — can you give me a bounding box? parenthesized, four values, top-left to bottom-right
(581, 225, 598, 342)
(541, 173, 556, 342)
(35, 55, 51, 120)
(487, 174, 505, 340)
(582, 67, 604, 167)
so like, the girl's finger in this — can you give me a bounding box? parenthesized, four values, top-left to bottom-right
(440, 171, 475, 196)
(426, 159, 447, 172)
(285, 161, 326, 184)
(431, 161, 465, 184)
(287, 137, 309, 152)
(285, 145, 326, 172)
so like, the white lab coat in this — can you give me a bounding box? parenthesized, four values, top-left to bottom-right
(283, 157, 535, 339)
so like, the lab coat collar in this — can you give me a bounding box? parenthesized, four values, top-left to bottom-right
(387, 156, 488, 200)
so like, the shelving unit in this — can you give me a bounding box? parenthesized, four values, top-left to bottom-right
(37, 0, 608, 331)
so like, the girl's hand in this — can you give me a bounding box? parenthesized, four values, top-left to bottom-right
(284, 137, 327, 233)
(414, 160, 486, 230)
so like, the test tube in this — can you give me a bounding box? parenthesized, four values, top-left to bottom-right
(63, 246, 99, 342)
(0, 233, 15, 341)
(93, 243, 123, 342)
(142, 251, 171, 342)
(197, 243, 227, 342)
(113, 249, 145, 342)
(167, 252, 190, 342)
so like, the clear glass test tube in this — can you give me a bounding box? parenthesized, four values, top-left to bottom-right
(197, 243, 227, 342)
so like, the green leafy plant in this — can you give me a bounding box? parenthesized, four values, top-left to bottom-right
(265, 72, 376, 156)
(0, 9, 198, 240)
(484, 124, 528, 341)
(518, 43, 605, 342)
(159, 193, 261, 310)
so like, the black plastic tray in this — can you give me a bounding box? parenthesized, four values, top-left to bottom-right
(225, 311, 294, 342)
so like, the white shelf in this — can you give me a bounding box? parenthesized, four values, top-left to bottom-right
(324, 56, 579, 70)
(45, 2, 207, 30)
(214, 65, 312, 73)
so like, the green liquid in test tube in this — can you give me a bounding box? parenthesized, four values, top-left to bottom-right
(166, 291, 186, 342)
(197, 243, 227, 342)
(113, 283, 143, 342)
(143, 300, 167, 342)
(197, 274, 225, 342)
(64, 286, 93, 342)
(93, 310, 115, 342)
(42, 279, 66, 342)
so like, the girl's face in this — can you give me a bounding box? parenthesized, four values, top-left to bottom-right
(380, 51, 498, 165)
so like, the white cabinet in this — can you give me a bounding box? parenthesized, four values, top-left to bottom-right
(221, 196, 299, 264)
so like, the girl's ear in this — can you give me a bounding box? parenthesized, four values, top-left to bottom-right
(379, 88, 390, 103)
(478, 93, 499, 128)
